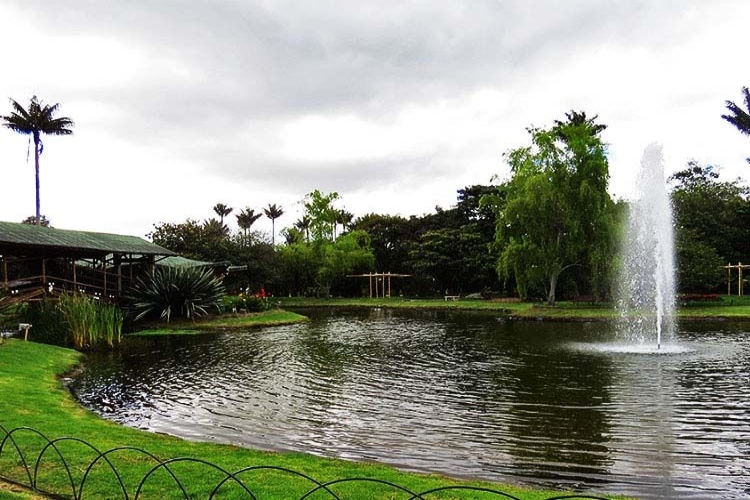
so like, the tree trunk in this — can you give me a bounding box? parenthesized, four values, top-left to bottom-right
(547, 272, 558, 306)
(271, 219, 276, 246)
(33, 134, 41, 226)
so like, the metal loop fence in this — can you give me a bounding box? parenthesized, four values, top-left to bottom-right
(0, 425, 612, 500)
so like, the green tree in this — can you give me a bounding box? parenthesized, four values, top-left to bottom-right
(2, 96, 74, 225)
(263, 203, 284, 245)
(294, 216, 311, 243)
(723, 87, 750, 163)
(722, 86, 750, 135)
(303, 190, 340, 241)
(236, 208, 262, 244)
(492, 112, 614, 305)
(213, 203, 233, 226)
(669, 162, 750, 291)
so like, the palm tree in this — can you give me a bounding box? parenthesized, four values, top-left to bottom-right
(2, 96, 74, 226)
(212, 203, 233, 226)
(723, 87, 750, 163)
(294, 216, 311, 243)
(263, 203, 284, 245)
(236, 208, 262, 244)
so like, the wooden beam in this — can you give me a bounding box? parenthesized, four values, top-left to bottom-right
(2, 256, 7, 290)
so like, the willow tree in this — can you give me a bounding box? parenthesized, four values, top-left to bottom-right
(493, 111, 615, 305)
(2, 96, 74, 226)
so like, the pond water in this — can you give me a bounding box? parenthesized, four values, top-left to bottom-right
(69, 308, 750, 499)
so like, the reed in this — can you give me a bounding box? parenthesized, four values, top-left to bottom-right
(57, 293, 123, 349)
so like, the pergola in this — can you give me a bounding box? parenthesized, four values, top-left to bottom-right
(347, 272, 412, 298)
(723, 262, 750, 296)
(0, 221, 176, 302)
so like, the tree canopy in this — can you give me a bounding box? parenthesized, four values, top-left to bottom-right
(490, 112, 616, 305)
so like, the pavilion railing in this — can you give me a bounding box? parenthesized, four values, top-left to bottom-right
(0, 425, 613, 500)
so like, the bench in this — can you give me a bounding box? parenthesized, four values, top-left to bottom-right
(444, 295, 460, 301)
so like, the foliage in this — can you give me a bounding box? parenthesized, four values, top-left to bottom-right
(18, 296, 68, 346)
(675, 228, 725, 293)
(277, 230, 374, 297)
(56, 293, 123, 349)
(236, 207, 262, 244)
(149, 219, 233, 261)
(21, 214, 51, 227)
(125, 266, 225, 322)
(669, 162, 750, 292)
(2, 95, 74, 225)
(212, 202, 233, 225)
(303, 189, 341, 241)
(220, 289, 271, 312)
(491, 111, 616, 305)
(264, 203, 285, 245)
(722, 87, 750, 134)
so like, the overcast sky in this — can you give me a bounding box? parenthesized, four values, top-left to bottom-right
(1, 1, 748, 239)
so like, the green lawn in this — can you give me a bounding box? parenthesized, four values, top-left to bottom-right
(277, 296, 750, 321)
(131, 309, 308, 336)
(0, 339, 616, 499)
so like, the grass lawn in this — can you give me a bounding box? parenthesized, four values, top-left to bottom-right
(277, 296, 750, 321)
(130, 310, 308, 336)
(0, 339, 617, 499)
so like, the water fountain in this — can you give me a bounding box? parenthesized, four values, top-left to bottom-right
(617, 143, 677, 350)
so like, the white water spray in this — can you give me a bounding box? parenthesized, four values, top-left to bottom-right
(617, 144, 677, 349)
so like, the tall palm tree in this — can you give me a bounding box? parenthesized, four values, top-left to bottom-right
(2, 96, 74, 226)
(236, 207, 262, 244)
(723, 86, 750, 133)
(723, 87, 750, 163)
(212, 203, 233, 226)
(263, 203, 284, 245)
(294, 216, 311, 243)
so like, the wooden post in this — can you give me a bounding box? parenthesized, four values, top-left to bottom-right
(2, 256, 7, 290)
(72, 258, 77, 291)
(387, 272, 392, 298)
(739, 263, 743, 297)
(41, 259, 46, 288)
(103, 258, 107, 297)
(115, 254, 122, 295)
(727, 264, 731, 296)
(375, 273, 379, 298)
(369, 273, 373, 298)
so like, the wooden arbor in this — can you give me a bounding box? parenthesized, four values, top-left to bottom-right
(723, 262, 750, 296)
(347, 272, 412, 298)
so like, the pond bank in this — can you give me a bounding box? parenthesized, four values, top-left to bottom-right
(130, 309, 308, 336)
(276, 296, 750, 321)
(0, 339, 594, 500)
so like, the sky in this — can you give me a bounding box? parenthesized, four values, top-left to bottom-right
(0, 1, 748, 240)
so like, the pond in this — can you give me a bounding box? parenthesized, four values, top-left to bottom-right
(69, 308, 750, 499)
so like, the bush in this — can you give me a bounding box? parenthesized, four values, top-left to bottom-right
(219, 290, 271, 313)
(125, 267, 225, 322)
(18, 297, 68, 346)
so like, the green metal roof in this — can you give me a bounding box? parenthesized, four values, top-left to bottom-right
(156, 256, 230, 268)
(0, 221, 177, 257)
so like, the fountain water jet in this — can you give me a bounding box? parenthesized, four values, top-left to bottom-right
(617, 144, 677, 350)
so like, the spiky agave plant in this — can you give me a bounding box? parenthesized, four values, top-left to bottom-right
(125, 267, 226, 323)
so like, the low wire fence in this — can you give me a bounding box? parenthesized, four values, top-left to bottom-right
(0, 425, 611, 500)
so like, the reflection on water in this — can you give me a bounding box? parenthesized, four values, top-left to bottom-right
(69, 309, 750, 499)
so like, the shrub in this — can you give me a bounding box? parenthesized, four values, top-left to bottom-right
(18, 296, 68, 346)
(125, 267, 225, 322)
(220, 289, 271, 313)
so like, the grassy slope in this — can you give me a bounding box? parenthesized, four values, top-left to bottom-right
(0, 339, 604, 499)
